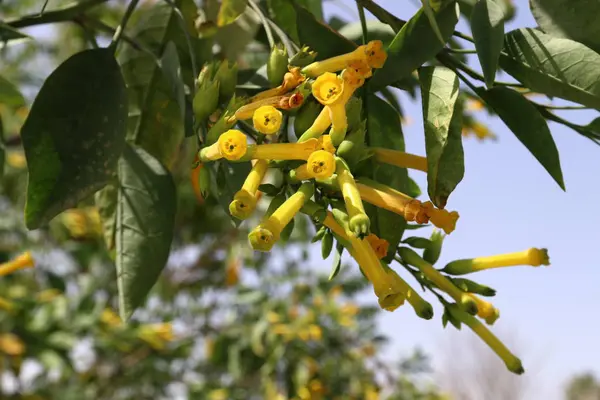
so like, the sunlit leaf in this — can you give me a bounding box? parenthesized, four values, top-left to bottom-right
(471, 0, 505, 87)
(217, 0, 247, 27)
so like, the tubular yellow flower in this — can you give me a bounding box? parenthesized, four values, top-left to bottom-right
(297, 105, 331, 142)
(252, 105, 283, 134)
(249, 139, 320, 161)
(366, 234, 389, 259)
(318, 135, 336, 153)
(336, 158, 370, 237)
(371, 147, 428, 172)
(301, 40, 387, 77)
(0, 297, 14, 312)
(200, 129, 248, 162)
(447, 304, 524, 374)
(356, 179, 459, 234)
(0, 333, 25, 356)
(385, 267, 433, 318)
(398, 247, 478, 315)
(233, 93, 304, 121)
(312, 72, 344, 106)
(225, 259, 240, 286)
(442, 248, 550, 275)
(307, 150, 336, 179)
(469, 294, 500, 325)
(0, 252, 35, 277)
(249, 183, 314, 251)
(229, 159, 268, 220)
(101, 308, 122, 327)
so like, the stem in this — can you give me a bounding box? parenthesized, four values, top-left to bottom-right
(267, 18, 298, 54)
(77, 16, 154, 55)
(248, 0, 275, 50)
(357, 0, 405, 32)
(7, 0, 110, 29)
(537, 103, 590, 110)
(163, 0, 198, 85)
(75, 20, 99, 49)
(445, 47, 477, 54)
(110, 0, 141, 51)
(356, 1, 368, 45)
(453, 30, 474, 43)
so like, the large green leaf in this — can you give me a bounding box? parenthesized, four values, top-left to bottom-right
(366, 95, 408, 260)
(477, 86, 565, 190)
(471, 0, 505, 87)
(115, 144, 176, 320)
(0, 75, 26, 108)
(269, 0, 356, 60)
(419, 66, 464, 209)
(500, 28, 600, 109)
(118, 0, 200, 169)
(159, 41, 186, 125)
(369, 3, 460, 92)
(530, 0, 600, 54)
(21, 48, 127, 230)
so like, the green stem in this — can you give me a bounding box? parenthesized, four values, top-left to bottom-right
(356, 1, 368, 45)
(76, 16, 153, 56)
(75, 20, 99, 49)
(7, 0, 110, 29)
(163, 0, 198, 85)
(109, 0, 141, 51)
(356, 0, 405, 32)
(445, 48, 477, 54)
(248, 0, 275, 50)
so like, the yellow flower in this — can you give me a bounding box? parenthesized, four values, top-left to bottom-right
(250, 67, 306, 102)
(249, 183, 314, 251)
(442, 248, 550, 275)
(336, 158, 370, 237)
(341, 303, 359, 316)
(225, 259, 240, 286)
(138, 323, 175, 350)
(469, 294, 500, 325)
(328, 286, 342, 298)
(208, 389, 229, 400)
(356, 179, 459, 234)
(318, 135, 336, 153)
(253, 105, 283, 134)
(0, 297, 14, 312)
(101, 308, 122, 327)
(301, 40, 387, 77)
(308, 324, 322, 341)
(366, 234, 389, 259)
(0, 251, 35, 277)
(229, 159, 269, 219)
(447, 304, 524, 374)
(248, 139, 320, 161)
(266, 311, 281, 323)
(0, 333, 25, 356)
(364, 384, 380, 400)
(293, 150, 336, 180)
(463, 121, 497, 141)
(398, 247, 478, 315)
(234, 92, 304, 121)
(61, 207, 102, 239)
(36, 289, 61, 303)
(371, 147, 428, 172)
(312, 72, 344, 106)
(200, 129, 248, 162)
(6, 151, 26, 169)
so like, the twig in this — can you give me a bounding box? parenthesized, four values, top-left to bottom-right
(109, 0, 141, 51)
(7, 0, 110, 29)
(248, 0, 275, 50)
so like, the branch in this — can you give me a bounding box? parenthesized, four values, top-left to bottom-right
(7, 0, 110, 29)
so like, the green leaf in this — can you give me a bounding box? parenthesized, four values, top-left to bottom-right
(477, 86, 565, 190)
(530, 0, 600, 54)
(366, 95, 408, 260)
(369, 3, 460, 92)
(115, 144, 176, 320)
(0, 75, 26, 108)
(270, 0, 356, 59)
(21, 48, 127, 230)
(118, 0, 200, 168)
(160, 41, 186, 127)
(217, 0, 247, 27)
(471, 0, 505, 87)
(421, 3, 446, 45)
(339, 20, 395, 46)
(216, 161, 252, 225)
(0, 22, 31, 44)
(329, 243, 343, 281)
(500, 28, 600, 109)
(402, 236, 432, 249)
(419, 66, 464, 209)
(423, 230, 444, 264)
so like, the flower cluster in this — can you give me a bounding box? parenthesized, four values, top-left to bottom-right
(196, 41, 550, 374)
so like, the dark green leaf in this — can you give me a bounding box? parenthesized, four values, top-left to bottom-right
(419, 66, 464, 208)
(477, 86, 565, 189)
(423, 230, 444, 264)
(500, 28, 600, 109)
(258, 183, 281, 196)
(369, 3, 460, 91)
(21, 48, 127, 229)
(321, 230, 333, 259)
(217, 161, 252, 225)
(115, 144, 176, 320)
(0, 75, 26, 109)
(530, 0, 600, 54)
(0, 22, 31, 43)
(280, 216, 295, 241)
(118, 0, 199, 168)
(267, 0, 301, 43)
(160, 41, 186, 126)
(217, 0, 247, 27)
(471, 0, 505, 87)
(329, 243, 343, 281)
(366, 95, 408, 261)
(402, 236, 432, 249)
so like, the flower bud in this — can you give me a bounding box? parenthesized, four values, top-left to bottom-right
(345, 97, 363, 132)
(289, 46, 317, 68)
(336, 120, 367, 170)
(198, 165, 211, 199)
(423, 230, 444, 264)
(193, 79, 220, 123)
(214, 60, 238, 102)
(321, 230, 333, 259)
(267, 44, 289, 87)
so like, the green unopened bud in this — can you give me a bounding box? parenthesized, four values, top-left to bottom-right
(449, 278, 496, 297)
(311, 225, 327, 243)
(289, 46, 317, 68)
(423, 230, 445, 264)
(267, 44, 289, 87)
(345, 97, 363, 132)
(336, 120, 367, 169)
(294, 100, 322, 138)
(206, 95, 246, 144)
(214, 60, 238, 102)
(193, 79, 220, 123)
(197, 62, 218, 85)
(321, 230, 333, 259)
(198, 164, 211, 198)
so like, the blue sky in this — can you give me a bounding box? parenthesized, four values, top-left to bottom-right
(317, 1, 600, 398)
